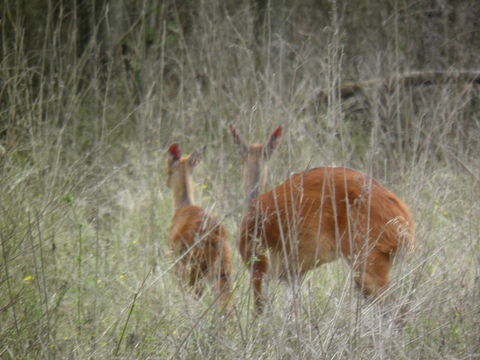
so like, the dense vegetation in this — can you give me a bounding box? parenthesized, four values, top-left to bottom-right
(1, 1, 479, 358)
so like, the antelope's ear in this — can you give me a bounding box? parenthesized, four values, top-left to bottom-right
(229, 125, 248, 156)
(264, 126, 282, 159)
(168, 144, 181, 163)
(189, 145, 207, 167)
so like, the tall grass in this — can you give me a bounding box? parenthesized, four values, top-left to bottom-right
(1, 1, 479, 359)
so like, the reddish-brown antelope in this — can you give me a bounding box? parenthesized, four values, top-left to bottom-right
(229, 126, 415, 312)
(166, 144, 233, 308)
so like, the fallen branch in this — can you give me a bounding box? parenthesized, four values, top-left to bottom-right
(318, 70, 480, 102)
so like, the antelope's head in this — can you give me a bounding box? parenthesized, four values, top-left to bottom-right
(229, 126, 282, 202)
(166, 143, 206, 209)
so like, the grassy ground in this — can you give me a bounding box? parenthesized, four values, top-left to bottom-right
(1, 106, 479, 359)
(1, 1, 480, 359)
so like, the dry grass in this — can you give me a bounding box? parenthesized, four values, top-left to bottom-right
(1, 1, 479, 359)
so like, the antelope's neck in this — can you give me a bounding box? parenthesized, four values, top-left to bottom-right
(244, 157, 267, 206)
(173, 172, 194, 210)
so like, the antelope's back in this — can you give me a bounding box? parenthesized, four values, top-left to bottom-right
(169, 205, 231, 264)
(246, 167, 414, 258)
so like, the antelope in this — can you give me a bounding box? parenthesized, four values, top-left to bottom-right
(229, 126, 415, 312)
(166, 144, 233, 309)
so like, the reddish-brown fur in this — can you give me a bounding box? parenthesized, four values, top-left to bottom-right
(166, 144, 233, 308)
(169, 205, 232, 302)
(230, 127, 415, 312)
